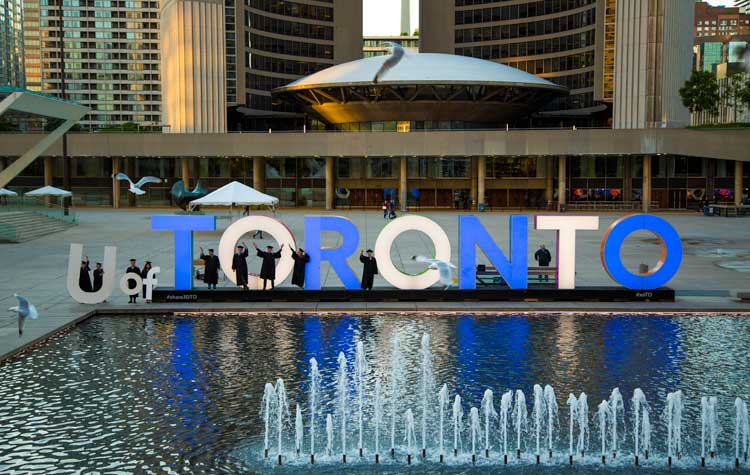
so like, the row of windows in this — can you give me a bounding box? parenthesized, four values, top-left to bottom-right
(456, 29, 594, 57)
(55, 51, 158, 60)
(457, 9, 594, 41)
(41, 0, 158, 8)
(86, 102, 160, 111)
(42, 61, 158, 70)
(544, 90, 593, 111)
(455, 0, 594, 25)
(41, 72, 158, 81)
(80, 113, 160, 122)
(545, 70, 592, 90)
(459, 49, 594, 74)
(247, 0, 333, 22)
(64, 93, 160, 101)
(41, 30, 158, 40)
(248, 32, 333, 59)
(248, 72, 293, 91)
(249, 12, 334, 40)
(40, 9, 156, 18)
(42, 80, 161, 90)
(39, 19, 158, 28)
(249, 51, 330, 76)
(455, 0, 591, 9)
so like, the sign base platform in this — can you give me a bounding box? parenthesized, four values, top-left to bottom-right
(152, 286, 675, 303)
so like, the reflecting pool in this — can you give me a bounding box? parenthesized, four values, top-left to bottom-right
(0, 313, 748, 474)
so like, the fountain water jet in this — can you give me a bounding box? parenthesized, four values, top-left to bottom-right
(513, 389, 527, 459)
(419, 333, 435, 458)
(596, 400, 608, 464)
(735, 398, 749, 468)
(355, 340, 367, 457)
(544, 385, 558, 459)
(389, 335, 404, 457)
(326, 414, 333, 457)
(405, 409, 416, 465)
(531, 384, 545, 463)
(438, 384, 448, 462)
(566, 393, 577, 465)
(500, 391, 512, 464)
(666, 390, 684, 466)
(274, 379, 290, 465)
(631, 388, 649, 466)
(701, 395, 720, 465)
(576, 393, 589, 459)
(608, 388, 623, 459)
(295, 404, 303, 458)
(453, 394, 463, 457)
(374, 379, 383, 463)
(470, 407, 480, 464)
(309, 358, 321, 463)
(481, 389, 497, 458)
(261, 383, 275, 458)
(336, 352, 348, 463)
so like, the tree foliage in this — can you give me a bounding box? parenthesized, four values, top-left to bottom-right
(679, 70, 720, 115)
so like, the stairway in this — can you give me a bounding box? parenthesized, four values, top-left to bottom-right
(0, 211, 77, 243)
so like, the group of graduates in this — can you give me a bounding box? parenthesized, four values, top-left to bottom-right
(78, 257, 153, 303)
(199, 243, 380, 290)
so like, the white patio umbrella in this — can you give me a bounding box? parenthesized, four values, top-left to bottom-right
(0, 188, 18, 196)
(188, 181, 279, 215)
(25, 185, 73, 208)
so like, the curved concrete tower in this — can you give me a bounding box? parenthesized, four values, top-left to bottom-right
(161, 0, 226, 133)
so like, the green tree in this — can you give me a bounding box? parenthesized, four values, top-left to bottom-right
(734, 72, 750, 118)
(724, 72, 749, 123)
(679, 70, 720, 119)
(412, 28, 419, 36)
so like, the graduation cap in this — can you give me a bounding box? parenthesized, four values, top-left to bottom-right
(208, 248, 214, 252)
(145, 261, 152, 265)
(366, 249, 374, 253)
(96, 262, 102, 266)
(237, 245, 244, 249)
(266, 245, 274, 249)
(129, 258, 136, 262)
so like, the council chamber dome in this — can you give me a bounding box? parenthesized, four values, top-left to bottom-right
(272, 53, 568, 129)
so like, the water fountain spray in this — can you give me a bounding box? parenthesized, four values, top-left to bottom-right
(452, 394, 463, 457)
(544, 385, 558, 460)
(513, 389, 527, 459)
(576, 393, 589, 459)
(470, 407, 480, 464)
(735, 397, 749, 468)
(374, 379, 383, 464)
(389, 334, 404, 457)
(666, 390, 684, 466)
(596, 400, 608, 464)
(419, 333, 435, 458)
(531, 384, 545, 464)
(261, 382, 275, 459)
(336, 352, 348, 463)
(566, 393, 577, 465)
(632, 388, 649, 466)
(481, 389, 497, 458)
(642, 406, 651, 461)
(405, 409, 416, 465)
(274, 379, 290, 465)
(326, 414, 333, 458)
(438, 384, 448, 462)
(295, 404, 303, 458)
(500, 390, 512, 464)
(608, 387, 624, 459)
(701, 395, 721, 466)
(355, 340, 367, 457)
(309, 358, 320, 464)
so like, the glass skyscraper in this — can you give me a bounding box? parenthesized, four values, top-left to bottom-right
(0, 0, 25, 87)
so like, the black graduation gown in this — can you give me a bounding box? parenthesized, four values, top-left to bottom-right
(141, 266, 152, 298)
(200, 254, 220, 285)
(93, 269, 104, 292)
(232, 249, 249, 286)
(359, 255, 378, 290)
(79, 262, 92, 292)
(291, 251, 310, 288)
(126, 266, 141, 289)
(257, 249, 282, 280)
(534, 248, 552, 266)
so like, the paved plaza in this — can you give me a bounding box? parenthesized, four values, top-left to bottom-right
(1, 208, 749, 359)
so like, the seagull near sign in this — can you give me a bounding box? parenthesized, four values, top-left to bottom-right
(114, 173, 163, 195)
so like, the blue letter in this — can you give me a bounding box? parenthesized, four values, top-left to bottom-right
(600, 214, 682, 290)
(459, 215, 528, 289)
(152, 215, 216, 290)
(304, 216, 360, 290)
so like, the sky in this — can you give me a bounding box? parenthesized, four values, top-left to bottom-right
(703, 0, 736, 5)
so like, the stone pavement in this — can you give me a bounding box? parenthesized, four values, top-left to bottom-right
(1, 208, 749, 360)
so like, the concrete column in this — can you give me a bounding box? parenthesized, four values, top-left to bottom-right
(736, 160, 744, 206)
(253, 157, 265, 192)
(181, 158, 190, 190)
(469, 157, 478, 206)
(623, 157, 632, 203)
(399, 157, 407, 212)
(127, 157, 136, 207)
(642, 155, 652, 213)
(43, 156, 53, 206)
(477, 156, 486, 209)
(325, 156, 335, 210)
(112, 157, 121, 208)
(544, 157, 554, 205)
(558, 156, 567, 211)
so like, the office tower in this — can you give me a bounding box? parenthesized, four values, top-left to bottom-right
(613, 0, 693, 129)
(161, 0, 226, 133)
(32, 0, 161, 130)
(695, 1, 750, 37)
(401, 0, 410, 35)
(1, 0, 25, 87)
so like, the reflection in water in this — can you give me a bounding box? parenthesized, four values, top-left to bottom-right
(0, 313, 747, 474)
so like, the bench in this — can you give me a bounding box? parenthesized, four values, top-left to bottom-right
(476, 265, 556, 286)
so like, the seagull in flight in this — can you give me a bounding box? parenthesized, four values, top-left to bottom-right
(8, 294, 38, 336)
(412, 255, 458, 290)
(113, 173, 162, 195)
(373, 42, 405, 84)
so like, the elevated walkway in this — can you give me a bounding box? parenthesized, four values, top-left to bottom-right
(0, 210, 77, 243)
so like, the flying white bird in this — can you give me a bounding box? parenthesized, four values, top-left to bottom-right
(412, 255, 458, 290)
(113, 173, 162, 195)
(8, 294, 38, 336)
(373, 42, 405, 84)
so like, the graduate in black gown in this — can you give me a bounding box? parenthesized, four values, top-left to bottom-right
(253, 242, 284, 290)
(290, 245, 310, 288)
(141, 261, 153, 301)
(93, 262, 104, 292)
(126, 259, 140, 303)
(232, 243, 249, 290)
(199, 247, 220, 289)
(79, 257, 92, 292)
(359, 249, 378, 290)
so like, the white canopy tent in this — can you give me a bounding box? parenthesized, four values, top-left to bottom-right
(0, 188, 18, 196)
(25, 185, 73, 197)
(189, 181, 278, 210)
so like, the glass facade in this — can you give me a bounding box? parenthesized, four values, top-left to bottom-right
(0, 0, 25, 87)
(701, 42, 723, 72)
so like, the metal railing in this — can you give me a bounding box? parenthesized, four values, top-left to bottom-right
(0, 197, 78, 223)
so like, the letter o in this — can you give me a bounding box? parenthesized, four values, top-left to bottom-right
(600, 214, 682, 290)
(219, 216, 296, 285)
(374, 215, 451, 289)
(120, 272, 142, 296)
